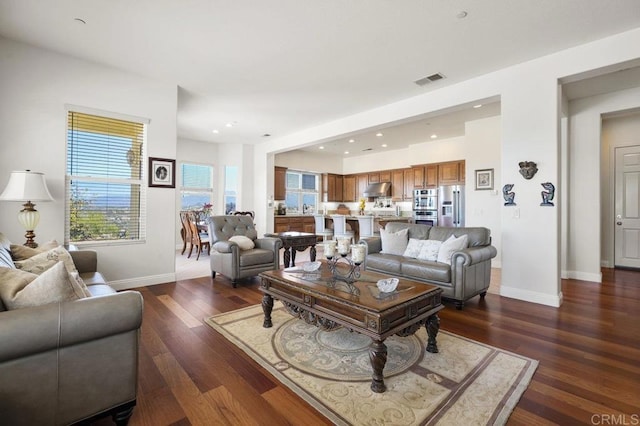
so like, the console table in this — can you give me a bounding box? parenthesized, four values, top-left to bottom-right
(264, 231, 317, 267)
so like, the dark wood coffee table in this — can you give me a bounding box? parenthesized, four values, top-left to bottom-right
(264, 231, 317, 267)
(259, 265, 443, 393)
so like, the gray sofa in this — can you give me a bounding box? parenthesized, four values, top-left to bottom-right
(0, 239, 143, 425)
(208, 215, 282, 287)
(360, 222, 497, 309)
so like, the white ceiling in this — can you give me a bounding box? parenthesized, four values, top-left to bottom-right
(1, 0, 639, 155)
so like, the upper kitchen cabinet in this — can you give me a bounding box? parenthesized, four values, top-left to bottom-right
(342, 175, 357, 202)
(357, 174, 369, 200)
(274, 166, 287, 200)
(391, 168, 411, 201)
(425, 165, 438, 187)
(412, 166, 426, 189)
(438, 160, 465, 185)
(323, 173, 343, 202)
(379, 170, 392, 183)
(368, 172, 380, 183)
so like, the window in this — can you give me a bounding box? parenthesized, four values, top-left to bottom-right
(224, 166, 238, 214)
(285, 170, 319, 214)
(181, 163, 213, 210)
(66, 110, 147, 244)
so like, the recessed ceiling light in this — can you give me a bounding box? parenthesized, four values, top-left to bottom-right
(212, 129, 219, 134)
(225, 123, 233, 128)
(319, 146, 325, 150)
(431, 134, 438, 139)
(473, 104, 483, 108)
(381, 144, 387, 148)
(74, 18, 86, 24)
(376, 132, 383, 137)
(344, 151, 350, 155)
(349, 139, 355, 143)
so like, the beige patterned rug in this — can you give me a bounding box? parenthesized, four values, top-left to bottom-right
(205, 305, 537, 425)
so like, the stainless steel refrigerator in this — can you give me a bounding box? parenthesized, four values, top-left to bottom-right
(438, 185, 465, 227)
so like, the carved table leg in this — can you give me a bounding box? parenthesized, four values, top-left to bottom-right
(262, 294, 274, 328)
(426, 313, 440, 353)
(290, 246, 297, 267)
(369, 339, 388, 393)
(310, 245, 316, 261)
(283, 247, 291, 268)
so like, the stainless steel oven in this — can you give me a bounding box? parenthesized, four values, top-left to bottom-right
(413, 189, 437, 211)
(413, 210, 438, 226)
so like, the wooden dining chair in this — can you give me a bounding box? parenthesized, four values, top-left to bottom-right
(179, 211, 193, 255)
(186, 211, 211, 260)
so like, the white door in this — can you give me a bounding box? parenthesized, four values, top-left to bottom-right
(614, 145, 640, 268)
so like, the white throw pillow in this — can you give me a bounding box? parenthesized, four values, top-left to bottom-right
(417, 239, 443, 262)
(229, 235, 255, 250)
(380, 228, 409, 256)
(403, 238, 424, 258)
(436, 234, 469, 265)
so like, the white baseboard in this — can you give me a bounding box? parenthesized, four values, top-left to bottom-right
(562, 270, 602, 283)
(108, 273, 176, 291)
(499, 285, 563, 308)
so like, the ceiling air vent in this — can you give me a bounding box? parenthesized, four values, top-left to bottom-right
(414, 73, 445, 87)
(362, 148, 373, 152)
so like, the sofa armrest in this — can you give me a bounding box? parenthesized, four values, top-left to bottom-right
(69, 249, 98, 274)
(360, 236, 382, 254)
(452, 245, 497, 266)
(213, 241, 237, 253)
(0, 291, 143, 363)
(254, 237, 283, 252)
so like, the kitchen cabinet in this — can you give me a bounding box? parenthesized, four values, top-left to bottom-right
(438, 160, 465, 185)
(379, 171, 391, 182)
(425, 165, 438, 188)
(342, 175, 357, 202)
(391, 168, 410, 201)
(403, 169, 414, 200)
(323, 173, 343, 202)
(357, 173, 369, 200)
(412, 166, 426, 189)
(274, 216, 315, 233)
(368, 172, 380, 183)
(274, 166, 287, 200)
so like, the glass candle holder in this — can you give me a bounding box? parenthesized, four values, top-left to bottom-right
(324, 240, 337, 258)
(337, 237, 351, 256)
(351, 244, 365, 265)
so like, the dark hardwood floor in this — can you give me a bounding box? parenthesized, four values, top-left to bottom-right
(102, 267, 640, 425)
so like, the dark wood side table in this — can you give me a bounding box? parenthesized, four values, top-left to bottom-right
(264, 231, 317, 267)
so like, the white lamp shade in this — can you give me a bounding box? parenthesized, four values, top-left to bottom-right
(0, 171, 54, 202)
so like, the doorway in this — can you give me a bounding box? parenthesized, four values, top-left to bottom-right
(614, 145, 640, 268)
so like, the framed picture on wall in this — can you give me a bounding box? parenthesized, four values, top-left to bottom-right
(475, 168, 494, 190)
(149, 157, 176, 188)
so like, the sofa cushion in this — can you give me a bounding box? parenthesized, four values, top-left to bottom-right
(437, 234, 469, 265)
(417, 240, 442, 262)
(239, 248, 274, 267)
(366, 253, 403, 275)
(9, 240, 60, 261)
(401, 259, 452, 284)
(229, 235, 255, 250)
(428, 227, 489, 247)
(380, 227, 409, 256)
(0, 261, 87, 310)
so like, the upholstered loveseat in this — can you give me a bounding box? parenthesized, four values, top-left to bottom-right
(0, 234, 142, 425)
(359, 222, 497, 309)
(208, 215, 282, 287)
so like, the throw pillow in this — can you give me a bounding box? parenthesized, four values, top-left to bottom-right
(417, 239, 443, 262)
(229, 235, 255, 250)
(0, 261, 86, 310)
(436, 234, 469, 265)
(10, 240, 61, 261)
(403, 238, 424, 258)
(380, 227, 409, 256)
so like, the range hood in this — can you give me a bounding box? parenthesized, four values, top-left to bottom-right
(363, 182, 392, 198)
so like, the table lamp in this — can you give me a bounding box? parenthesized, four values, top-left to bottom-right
(0, 170, 54, 248)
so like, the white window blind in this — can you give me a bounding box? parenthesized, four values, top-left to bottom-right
(180, 163, 213, 210)
(65, 111, 146, 244)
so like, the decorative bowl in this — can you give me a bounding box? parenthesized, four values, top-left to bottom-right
(302, 261, 322, 272)
(376, 277, 399, 293)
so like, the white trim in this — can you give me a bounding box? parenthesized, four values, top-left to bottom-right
(108, 273, 175, 291)
(64, 103, 151, 124)
(499, 285, 563, 308)
(563, 270, 602, 283)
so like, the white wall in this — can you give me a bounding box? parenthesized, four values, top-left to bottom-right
(0, 37, 178, 288)
(276, 150, 343, 174)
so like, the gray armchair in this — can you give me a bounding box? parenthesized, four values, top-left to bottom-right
(208, 215, 282, 287)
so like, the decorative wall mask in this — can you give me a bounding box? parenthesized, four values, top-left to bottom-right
(540, 182, 555, 206)
(518, 161, 538, 180)
(502, 184, 516, 206)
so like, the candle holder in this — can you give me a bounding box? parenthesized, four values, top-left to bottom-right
(323, 241, 366, 296)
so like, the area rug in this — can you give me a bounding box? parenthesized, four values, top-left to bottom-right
(205, 305, 537, 425)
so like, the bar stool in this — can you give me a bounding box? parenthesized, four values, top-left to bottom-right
(331, 214, 355, 242)
(314, 214, 333, 241)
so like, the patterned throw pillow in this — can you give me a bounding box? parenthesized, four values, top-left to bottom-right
(0, 233, 15, 269)
(417, 240, 443, 262)
(436, 234, 469, 265)
(0, 262, 86, 310)
(403, 238, 424, 258)
(380, 227, 409, 256)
